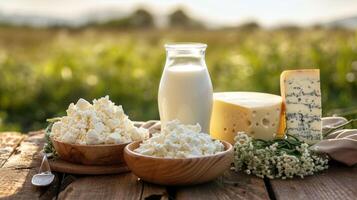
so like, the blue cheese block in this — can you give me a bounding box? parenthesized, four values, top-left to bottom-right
(280, 69, 322, 144)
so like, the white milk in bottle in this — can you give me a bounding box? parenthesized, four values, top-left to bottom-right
(158, 43, 213, 133)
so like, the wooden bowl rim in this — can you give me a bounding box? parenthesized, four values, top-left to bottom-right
(51, 137, 130, 148)
(125, 140, 233, 161)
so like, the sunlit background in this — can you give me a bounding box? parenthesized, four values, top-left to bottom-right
(0, 0, 356, 132)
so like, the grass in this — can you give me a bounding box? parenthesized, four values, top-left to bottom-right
(0, 27, 356, 132)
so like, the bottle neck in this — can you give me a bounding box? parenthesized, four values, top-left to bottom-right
(166, 48, 205, 58)
(164, 43, 207, 69)
(165, 50, 206, 69)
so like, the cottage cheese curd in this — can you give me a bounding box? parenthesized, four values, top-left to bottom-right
(134, 120, 224, 158)
(51, 96, 149, 145)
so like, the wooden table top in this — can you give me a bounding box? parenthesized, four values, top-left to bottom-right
(0, 131, 356, 200)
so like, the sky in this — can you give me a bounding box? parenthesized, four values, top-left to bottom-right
(0, 0, 357, 27)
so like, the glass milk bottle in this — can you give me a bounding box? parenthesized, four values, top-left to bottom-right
(158, 43, 213, 133)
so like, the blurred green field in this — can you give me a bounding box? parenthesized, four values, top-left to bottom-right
(0, 27, 356, 132)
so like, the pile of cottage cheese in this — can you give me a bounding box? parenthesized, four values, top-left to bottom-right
(135, 120, 224, 158)
(51, 96, 149, 145)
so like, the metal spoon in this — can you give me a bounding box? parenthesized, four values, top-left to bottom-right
(31, 154, 55, 186)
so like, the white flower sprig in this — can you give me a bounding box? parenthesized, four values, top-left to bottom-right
(233, 132, 329, 179)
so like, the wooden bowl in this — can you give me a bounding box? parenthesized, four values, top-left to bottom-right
(51, 139, 129, 165)
(124, 140, 234, 185)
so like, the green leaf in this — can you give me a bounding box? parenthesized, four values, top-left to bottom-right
(43, 120, 58, 158)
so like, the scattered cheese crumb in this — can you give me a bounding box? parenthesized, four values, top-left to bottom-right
(51, 96, 149, 145)
(134, 120, 224, 158)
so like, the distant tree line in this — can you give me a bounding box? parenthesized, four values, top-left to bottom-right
(94, 8, 206, 29)
(0, 7, 349, 30)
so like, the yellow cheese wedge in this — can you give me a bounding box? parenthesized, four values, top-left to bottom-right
(210, 92, 285, 144)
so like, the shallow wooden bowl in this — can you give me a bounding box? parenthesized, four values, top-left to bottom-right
(51, 139, 129, 165)
(124, 140, 234, 185)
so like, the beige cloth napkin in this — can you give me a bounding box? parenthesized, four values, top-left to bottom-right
(311, 117, 357, 166)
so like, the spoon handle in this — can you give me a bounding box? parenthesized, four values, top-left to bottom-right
(39, 154, 52, 174)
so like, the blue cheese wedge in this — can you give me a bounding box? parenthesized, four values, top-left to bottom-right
(280, 69, 322, 144)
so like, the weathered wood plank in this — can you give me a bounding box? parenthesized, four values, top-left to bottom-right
(0, 132, 61, 200)
(0, 168, 38, 199)
(175, 170, 270, 200)
(0, 168, 61, 200)
(3, 131, 45, 169)
(57, 173, 142, 200)
(269, 162, 357, 200)
(141, 182, 169, 200)
(0, 132, 25, 167)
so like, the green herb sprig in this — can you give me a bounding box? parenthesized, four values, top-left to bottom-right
(253, 134, 303, 156)
(43, 118, 61, 157)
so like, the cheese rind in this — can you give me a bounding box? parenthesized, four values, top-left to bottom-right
(280, 69, 322, 144)
(210, 92, 285, 144)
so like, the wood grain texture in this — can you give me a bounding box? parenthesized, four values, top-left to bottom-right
(175, 170, 270, 200)
(57, 173, 142, 200)
(3, 131, 45, 169)
(49, 158, 129, 175)
(124, 141, 234, 186)
(141, 182, 169, 200)
(0, 132, 24, 167)
(0, 168, 61, 200)
(51, 138, 128, 165)
(270, 162, 357, 200)
(0, 168, 37, 199)
(0, 132, 61, 200)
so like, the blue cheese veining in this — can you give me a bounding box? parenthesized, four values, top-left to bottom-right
(280, 69, 322, 144)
